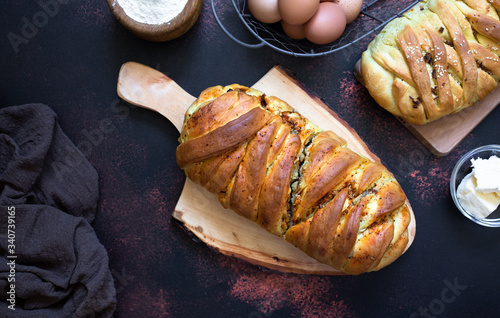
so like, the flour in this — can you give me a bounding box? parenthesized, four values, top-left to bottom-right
(115, 0, 189, 25)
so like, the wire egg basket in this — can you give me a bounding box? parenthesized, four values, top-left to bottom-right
(211, 0, 420, 57)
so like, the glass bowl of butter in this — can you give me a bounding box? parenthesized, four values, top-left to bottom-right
(450, 145, 500, 227)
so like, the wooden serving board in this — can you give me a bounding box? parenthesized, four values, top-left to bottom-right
(117, 61, 416, 275)
(354, 60, 500, 157)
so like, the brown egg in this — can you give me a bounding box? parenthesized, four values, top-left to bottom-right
(278, 0, 320, 25)
(248, 0, 281, 24)
(304, 2, 346, 45)
(282, 21, 306, 40)
(320, 0, 363, 23)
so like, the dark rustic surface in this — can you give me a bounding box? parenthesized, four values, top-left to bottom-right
(2, 1, 500, 317)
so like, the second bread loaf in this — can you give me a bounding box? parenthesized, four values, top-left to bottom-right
(361, 0, 500, 125)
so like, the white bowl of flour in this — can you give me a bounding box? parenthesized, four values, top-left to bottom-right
(107, 0, 203, 41)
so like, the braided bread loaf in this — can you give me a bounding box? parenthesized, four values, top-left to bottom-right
(361, 0, 500, 125)
(176, 85, 412, 275)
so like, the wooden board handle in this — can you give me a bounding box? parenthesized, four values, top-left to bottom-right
(117, 61, 196, 131)
(118, 62, 415, 275)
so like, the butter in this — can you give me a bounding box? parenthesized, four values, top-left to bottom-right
(457, 155, 500, 220)
(471, 156, 500, 194)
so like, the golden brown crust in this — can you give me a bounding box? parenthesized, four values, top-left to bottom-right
(343, 222, 394, 275)
(467, 11, 500, 42)
(361, 0, 500, 125)
(293, 145, 363, 224)
(257, 133, 301, 235)
(177, 85, 413, 274)
(228, 118, 280, 220)
(397, 25, 438, 118)
(489, 0, 500, 11)
(330, 195, 368, 270)
(176, 106, 271, 168)
(203, 146, 246, 194)
(305, 188, 349, 265)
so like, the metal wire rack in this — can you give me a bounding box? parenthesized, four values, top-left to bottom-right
(212, 0, 420, 57)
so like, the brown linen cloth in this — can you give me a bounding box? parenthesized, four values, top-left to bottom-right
(0, 104, 116, 317)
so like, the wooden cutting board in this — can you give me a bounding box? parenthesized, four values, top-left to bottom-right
(354, 60, 500, 157)
(117, 61, 416, 275)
